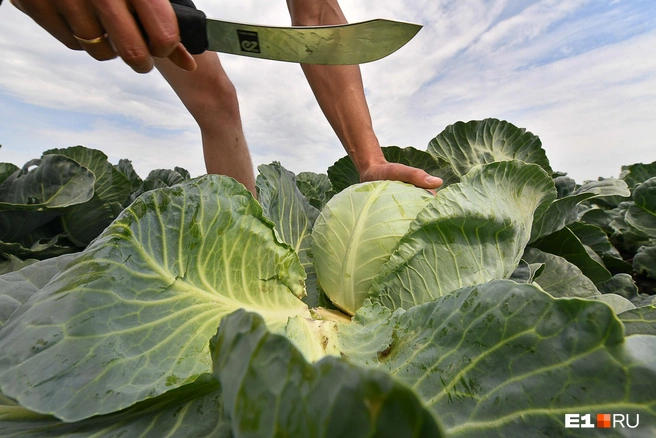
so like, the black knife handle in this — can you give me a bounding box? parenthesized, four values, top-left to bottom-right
(170, 0, 208, 54)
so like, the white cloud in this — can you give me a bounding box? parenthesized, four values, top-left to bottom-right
(361, 0, 656, 180)
(470, 0, 592, 54)
(37, 120, 207, 179)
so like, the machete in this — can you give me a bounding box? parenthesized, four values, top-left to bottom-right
(171, 3, 422, 64)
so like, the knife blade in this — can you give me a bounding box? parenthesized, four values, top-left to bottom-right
(172, 3, 422, 65)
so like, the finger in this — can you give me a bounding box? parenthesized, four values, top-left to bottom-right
(167, 43, 197, 71)
(408, 173, 442, 192)
(394, 166, 443, 190)
(129, 0, 181, 58)
(90, 0, 155, 73)
(56, 0, 116, 61)
(10, 0, 82, 50)
(420, 174, 443, 190)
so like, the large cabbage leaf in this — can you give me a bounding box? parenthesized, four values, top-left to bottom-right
(0, 376, 229, 437)
(43, 146, 131, 246)
(0, 175, 310, 422)
(43, 146, 131, 205)
(0, 254, 77, 327)
(0, 155, 95, 211)
(371, 161, 556, 310)
(256, 162, 321, 307)
(530, 226, 612, 285)
(379, 282, 656, 435)
(427, 119, 553, 177)
(619, 305, 656, 336)
(521, 247, 600, 298)
(620, 161, 656, 190)
(0, 163, 19, 186)
(530, 178, 630, 242)
(295, 171, 334, 210)
(568, 222, 632, 273)
(0, 155, 96, 248)
(336, 281, 656, 436)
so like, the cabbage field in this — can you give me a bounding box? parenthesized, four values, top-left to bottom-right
(0, 118, 655, 436)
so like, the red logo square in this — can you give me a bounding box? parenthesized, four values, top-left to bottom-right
(597, 414, 611, 429)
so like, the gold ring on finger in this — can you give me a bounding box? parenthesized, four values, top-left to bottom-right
(73, 32, 108, 45)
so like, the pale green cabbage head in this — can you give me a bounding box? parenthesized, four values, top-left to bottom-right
(311, 181, 433, 315)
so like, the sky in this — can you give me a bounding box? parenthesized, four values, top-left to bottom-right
(0, 0, 655, 184)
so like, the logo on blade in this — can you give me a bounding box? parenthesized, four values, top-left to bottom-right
(237, 30, 260, 53)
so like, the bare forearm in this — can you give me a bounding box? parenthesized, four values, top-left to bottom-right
(287, 0, 385, 174)
(300, 64, 385, 172)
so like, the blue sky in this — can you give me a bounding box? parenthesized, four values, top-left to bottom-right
(0, 0, 655, 183)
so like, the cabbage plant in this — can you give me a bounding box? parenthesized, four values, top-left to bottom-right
(1, 119, 655, 437)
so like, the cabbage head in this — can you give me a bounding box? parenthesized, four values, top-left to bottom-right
(311, 181, 433, 314)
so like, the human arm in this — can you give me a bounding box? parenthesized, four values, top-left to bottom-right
(8, 0, 196, 73)
(286, 0, 442, 190)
